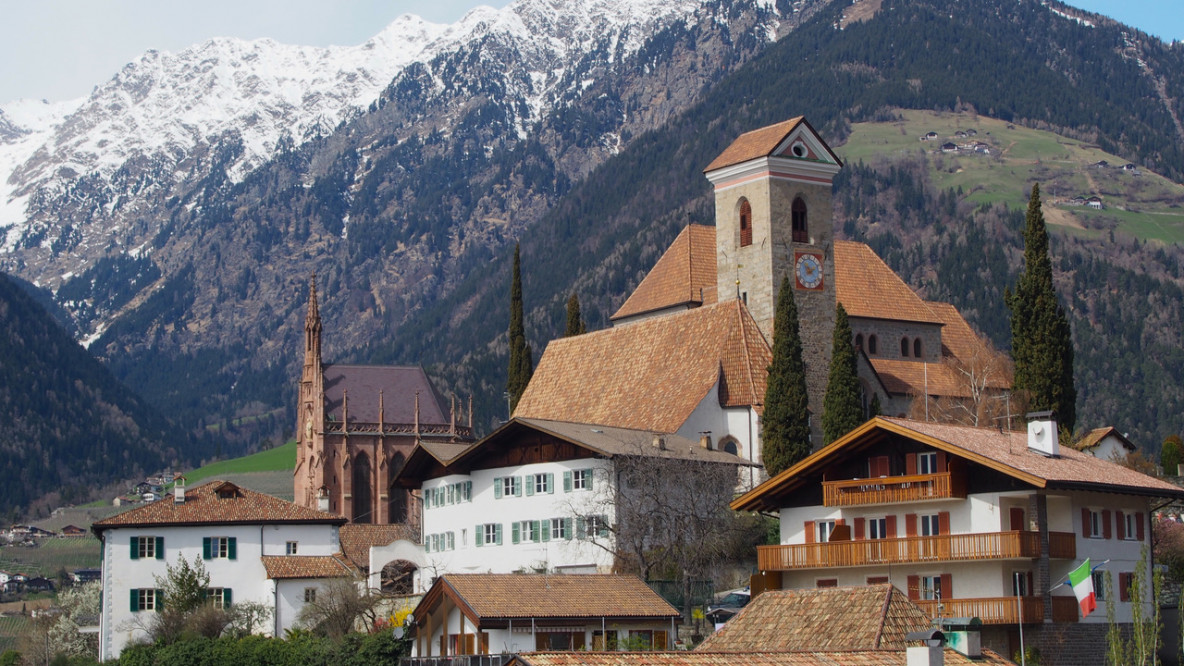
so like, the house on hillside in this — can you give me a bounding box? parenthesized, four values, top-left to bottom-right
(940, 142, 959, 153)
(1086, 196, 1103, 209)
(396, 418, 752, 584)
(91, 479, 355, 660)
(1071, 427, 1136, 464)
(731, 413, 1184, 665)
(515, 116, 1008, 472)
(406, 574, 680, 659)
(921, 131, 939, 141)
(61, 525, 87, 537)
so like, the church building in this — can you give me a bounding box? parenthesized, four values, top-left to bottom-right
(294, 278, 473, 526)
(515, 116, 1008, 477)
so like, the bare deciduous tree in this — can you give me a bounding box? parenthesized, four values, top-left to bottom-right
(297, 576, 384, 638)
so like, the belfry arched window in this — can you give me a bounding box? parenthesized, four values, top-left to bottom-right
(901, 338, 910, 357)
(792, 197, 809, 243)
(739, 199, 752, 247)
(914, 338, 923, 358)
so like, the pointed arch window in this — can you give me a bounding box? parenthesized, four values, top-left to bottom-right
(914, 339, 923, 358)
(901, 338, 910, 357)
(353, 452, 372, 524)
(791, 197, 809, 243)
(855, 333, 864, 351)
(739, 199, 753, 247)
(868, 335, 878, 355)
(388, 453, 408, 524)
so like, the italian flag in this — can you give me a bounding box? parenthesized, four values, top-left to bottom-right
(1069, 559, 1097, 618)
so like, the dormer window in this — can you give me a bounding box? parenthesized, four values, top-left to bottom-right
(791, 197, 808, 243)
(739, 199, 752, 247)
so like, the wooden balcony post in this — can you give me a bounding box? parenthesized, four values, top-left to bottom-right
(1036, 492, 1052, 623)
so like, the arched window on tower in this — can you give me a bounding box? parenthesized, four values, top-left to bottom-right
(739, 199, 752, 247)
(352, 452, 372, 524)
(901, 338, 910, 357)
(388, 452, 407, 524)
(855, 333, 864, 351)
(792, 197, 809, 243)
(914, 338, 923, 358)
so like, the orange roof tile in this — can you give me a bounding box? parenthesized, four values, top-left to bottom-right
(510, 649, 1014, 665)
(696, 585, 928, 652)
(868, 358, 967, 398)
(613, 225, 718, 320)
(515, 301, 771, 431)
(424, 574, 679, 621)
(260, 554, 356, 579)
(833, 241, 943, 325)
(704, 118, 806, 172)
(92, 481, 345, 532)
(339, 523, 418, 569)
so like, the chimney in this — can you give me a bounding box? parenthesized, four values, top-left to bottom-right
(699, 432, 713, 451)
(1026, 411, 1059, 457)
(651, 434, 666, 451)
(317, 486, 330, 512)
(905, 629, 944, 666)
(173, 475, 186, 504)
(939, 619, 982, 658)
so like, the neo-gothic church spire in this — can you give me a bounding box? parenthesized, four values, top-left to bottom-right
(304, 274, 322, 370)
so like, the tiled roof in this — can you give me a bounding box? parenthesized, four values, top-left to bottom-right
(696, 585, 928, 652)
(612, 225, 718, 321)
(432, 574, 679, 620)
(704, 118, 805, 172)
(501, 419, 754, 465)
(733, 417, 1184, 512)
(322, 365, 450, 425)
(510, 649, 1013, 665)
(260, 554, 356, 579)
(92, 481, 345, 532)
(514, 300, 770, 431)
(339, 523, 418, 569)
(868, 358, 967, 398)
(833, 241, 943, 325)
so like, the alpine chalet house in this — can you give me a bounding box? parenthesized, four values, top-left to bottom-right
(731, 412, 1184, 664)
(515, 116, 1008, 477)
(92, 479, 353, 660)
(396, 418, 751, 587)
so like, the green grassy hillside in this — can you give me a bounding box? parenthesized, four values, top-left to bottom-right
(841, 110, 1184, 243)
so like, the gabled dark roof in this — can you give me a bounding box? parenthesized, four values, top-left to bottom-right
(322, 365, 450, 425)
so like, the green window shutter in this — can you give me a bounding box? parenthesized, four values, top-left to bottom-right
(494, 478, 503, 499)
(155, 536, 164, 559)
(155, 589, 163, 612)
(564, 517, 574, 541)
(203, 537, 212, 560)
(586, 470, 594, 491)
(424, 491, 431, 509)
(514, 477, 522, 497)
(476, 525, 484, 547)
(541, 520, 551, 542)
(130, 536, 139, 560)
(599, 516, 609, 537)
(563, 471, 572, 492)
(495, 524, 503, 546)
(228, 537, 237, 560)
(576, 517, 587, 540)
(526, 476, 535, 496)
(464, 481, 472, 501)
(547, 474, 555, 494)
(512, 522, 521, 544)
(224, 588, 232, 607)
(130, 589, 138, 612)
(202, 588, 209, 601)
(532, 520, 541, 542)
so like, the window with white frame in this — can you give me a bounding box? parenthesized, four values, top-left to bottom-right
(131, 588, 159, 612)
(582, 515, 609, 539)
(921, 575, 943, 600)
(531, 473, 553, 495)
(204, 536, 236, 560)
(816, 520, 836, 543)
(286, 541, 298, 555)
(869, 518, 888, 540)
(1123, 513, 1138, 540)
(478, 523, 502, 547)
(207, 587, 232, 609)
(131, 536, 162, 560)
(917, 452, 938, 475)
(919, 514, 940, 536)
(1089, 510, 1103, 538)
(572, 469, 592, 491)
(495, 476, 521, 498)
(551, 517, 571, 540)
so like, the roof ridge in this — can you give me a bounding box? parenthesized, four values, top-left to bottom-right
(874, 585, 892, 648)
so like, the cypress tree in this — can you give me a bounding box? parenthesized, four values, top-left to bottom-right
(564, 293, 587, 337)
(507, 243, 533, 412)
(761, 276, 812, 476)
(822, 303, 864, 444)
(1005, 184, 1077, 431)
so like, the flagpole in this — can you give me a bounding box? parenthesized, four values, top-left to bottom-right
(1015, 571, 1025, 666)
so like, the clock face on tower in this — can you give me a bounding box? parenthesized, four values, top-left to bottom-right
(794, 252, 824, 290)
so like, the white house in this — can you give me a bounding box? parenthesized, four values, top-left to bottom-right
(396, 418, 752, 588)
(408, 573, 680, 658)
(1072, 426, 1136, 464)
(91, 479, 352, 660)
(731, 414, 1184, 662)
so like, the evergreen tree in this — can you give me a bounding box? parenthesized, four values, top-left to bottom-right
(823, 303, 864, 444)
(761, 276, 812, 476)
(564, 293, 587, 337)
(1162, 435, 1183, 477)
(506, 243, 533, 412)
(1005, 184, 1077, 431)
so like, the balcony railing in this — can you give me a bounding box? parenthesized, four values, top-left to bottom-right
(822, 472, 966, 507)
(914, 595, 1080, 625)
(756, 531, 1076, 570)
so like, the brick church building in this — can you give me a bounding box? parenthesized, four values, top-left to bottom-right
(294, 278, 473, 525)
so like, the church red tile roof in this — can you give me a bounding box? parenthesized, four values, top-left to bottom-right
(514, 300, 770, 431)
(321, 365, 451, 425)
(92, 481, 345, 532)
(260, 554, 356, 579)
(833, 241, 944, 325)
(704, 117, 805, 172)
(612, 225, 718, 320)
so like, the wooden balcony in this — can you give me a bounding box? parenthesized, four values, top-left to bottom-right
(915, 595, 1080, 625)
(822, 471, 966, 507)
(756, 531, 1076, 570)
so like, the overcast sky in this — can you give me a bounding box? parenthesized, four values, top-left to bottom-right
(0, 0, 1179, 104)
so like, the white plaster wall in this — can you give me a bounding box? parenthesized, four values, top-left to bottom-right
(677, 383, 763, 490)
(417, 460, 616, 589)
(274, 578, 335, 635)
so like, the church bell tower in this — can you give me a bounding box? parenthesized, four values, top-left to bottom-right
(295, 275, 326, 510)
